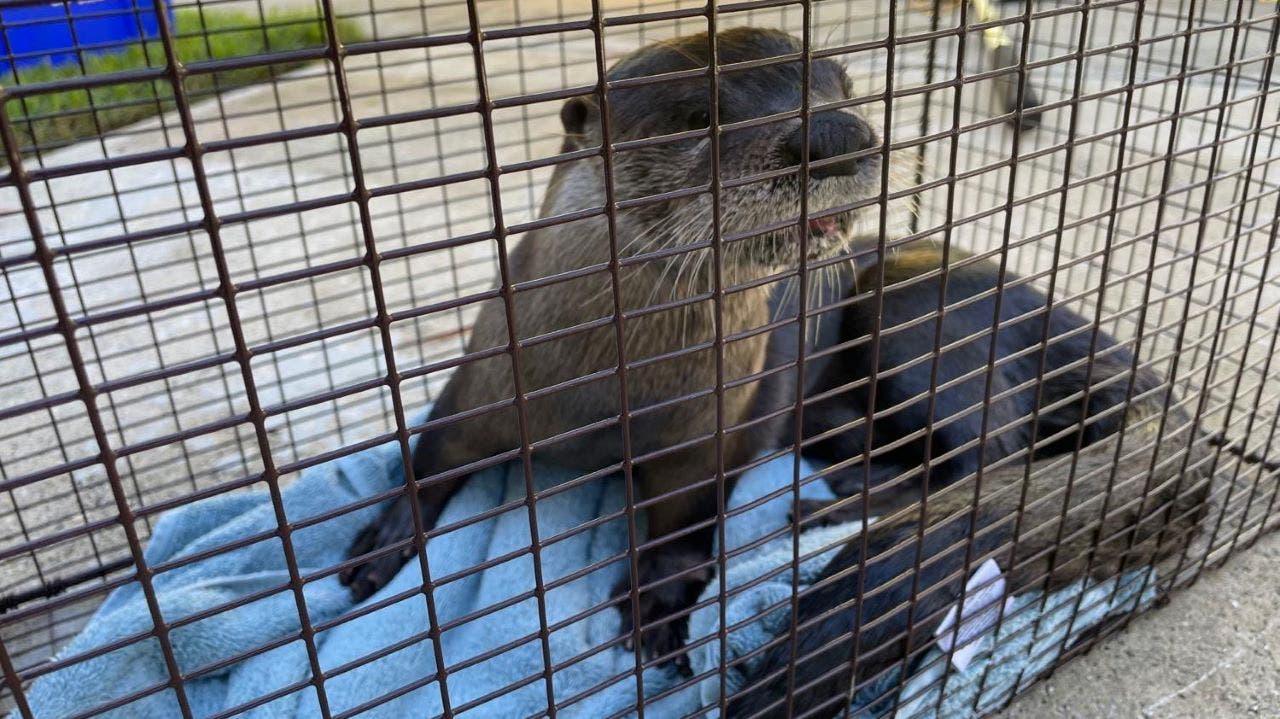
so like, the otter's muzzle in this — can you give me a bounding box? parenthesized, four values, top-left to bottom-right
(782, 110, 879, 179)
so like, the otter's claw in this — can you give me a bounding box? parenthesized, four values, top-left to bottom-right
(612, 549, 710, 670)
(340, 497, 421, 601)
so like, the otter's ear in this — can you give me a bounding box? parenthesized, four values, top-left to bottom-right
(560, 95, 598, 145)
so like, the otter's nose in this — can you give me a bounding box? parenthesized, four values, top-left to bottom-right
(782, 110, 878, 179)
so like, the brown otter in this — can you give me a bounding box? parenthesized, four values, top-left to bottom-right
(340, 27, 885, 659)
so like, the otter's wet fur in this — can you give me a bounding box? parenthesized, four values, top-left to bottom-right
(341, 27, 891, 659)
(727, 249, 1213, 718)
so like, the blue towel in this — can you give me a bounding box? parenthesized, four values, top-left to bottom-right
(14, 427, 1154, 719)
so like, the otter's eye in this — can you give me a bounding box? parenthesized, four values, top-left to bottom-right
(685, 110, 710, 130)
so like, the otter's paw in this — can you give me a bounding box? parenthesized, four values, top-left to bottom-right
(339, 498, 419, 601)
(612, 550, 712, 670)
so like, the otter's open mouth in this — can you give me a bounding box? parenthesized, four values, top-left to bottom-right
(805, 211, 853, 244)
(807, 215, 843, 238)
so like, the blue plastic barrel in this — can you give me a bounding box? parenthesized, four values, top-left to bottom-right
(0, 0, 173, 74)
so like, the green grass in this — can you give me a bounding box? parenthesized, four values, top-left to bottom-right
(2, 8, 363, 157)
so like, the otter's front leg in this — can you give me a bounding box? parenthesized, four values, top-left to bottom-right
(613, 436, 746, 665)
(341, 402, 511, 601)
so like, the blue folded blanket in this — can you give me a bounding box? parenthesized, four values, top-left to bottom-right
(14, 426, 1154, 719)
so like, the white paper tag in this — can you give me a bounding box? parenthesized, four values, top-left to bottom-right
(934, 558, 1014, 671)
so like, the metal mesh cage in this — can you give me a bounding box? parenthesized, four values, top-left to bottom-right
(2, 0, 1278, 716)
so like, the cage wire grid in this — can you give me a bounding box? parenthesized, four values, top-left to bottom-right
(1, 0, 1279, 716)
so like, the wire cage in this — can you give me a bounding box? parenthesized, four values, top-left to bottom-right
(2, 0, 1279, 716)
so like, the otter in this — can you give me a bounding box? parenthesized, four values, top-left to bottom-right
(727, 422, 1212, 718)
(799, 245, 1165, 510)
(726, 250, 1214, 717)
(340, 27, 885, 659)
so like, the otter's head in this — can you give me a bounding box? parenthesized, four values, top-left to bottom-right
(559, 27, 881, 272)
